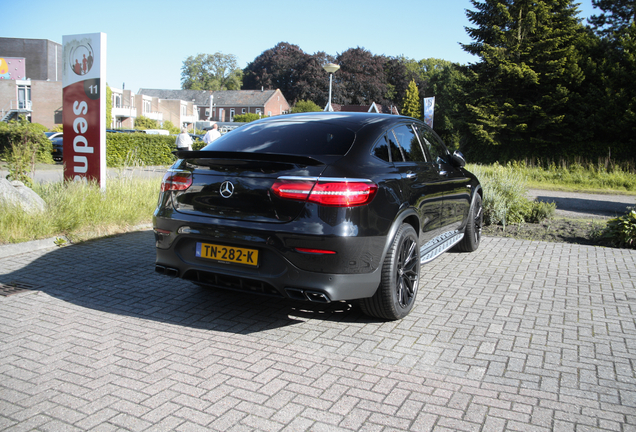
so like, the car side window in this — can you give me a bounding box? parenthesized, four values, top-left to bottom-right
(385, 132, 405, 163)
(391, 124, 427, 163)
(372, 134, 391, 162)
(415, 124, 448, 164)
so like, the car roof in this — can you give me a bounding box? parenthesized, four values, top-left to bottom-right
(257, 112, 412, 132)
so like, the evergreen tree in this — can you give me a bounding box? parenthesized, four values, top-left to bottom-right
(579, 22, 636, 159)
(461, 0, 586, 161)
(589, 0, 635, 37)
(402, 80, 422, 120)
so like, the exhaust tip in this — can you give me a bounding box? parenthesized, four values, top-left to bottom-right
(155, 265, 179, 277)
(305, 291, 330, 303)
(285, 288, 307, 301)
(285, 288, 331, 303)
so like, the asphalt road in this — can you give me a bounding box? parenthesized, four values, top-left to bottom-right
(528, 189, 635, 219)
(0, 163, 168, 183)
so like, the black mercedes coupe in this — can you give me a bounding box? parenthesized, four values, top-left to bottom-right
(153, 112, 482, 320)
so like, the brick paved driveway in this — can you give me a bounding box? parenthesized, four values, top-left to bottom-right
(1, 231, 635, 431)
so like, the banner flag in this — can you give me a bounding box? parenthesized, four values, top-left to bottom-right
(62, 33, 107, 189)
(423, 97, 435, 129)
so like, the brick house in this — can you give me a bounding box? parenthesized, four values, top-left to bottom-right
(0, 37, 63, 128)
(137, 89, 290, 123)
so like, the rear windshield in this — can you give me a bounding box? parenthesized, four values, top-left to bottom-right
(202, 120, 356, 156)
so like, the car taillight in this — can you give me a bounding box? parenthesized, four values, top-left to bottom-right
(271, 178, 377, 207)
(161, 172, 192, 192)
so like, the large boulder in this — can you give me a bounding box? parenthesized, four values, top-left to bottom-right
(0, 178, 46, 214)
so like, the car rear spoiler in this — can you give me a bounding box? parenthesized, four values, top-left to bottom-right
(173, 150, 325, 167)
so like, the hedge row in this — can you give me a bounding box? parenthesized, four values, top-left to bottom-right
(1, 124, 203, 168)
(0, 122, 53, 164)
(106, 133, 177, 167)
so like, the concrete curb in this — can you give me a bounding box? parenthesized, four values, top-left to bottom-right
(0, 236, 63, 259)
(0, 224, 152, 259)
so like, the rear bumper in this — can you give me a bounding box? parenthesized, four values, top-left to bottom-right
(154, 222, 384, 302)
(155, 253, 381, 303)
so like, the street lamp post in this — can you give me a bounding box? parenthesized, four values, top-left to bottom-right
(323, 63, 340, 112)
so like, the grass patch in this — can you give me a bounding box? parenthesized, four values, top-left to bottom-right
(467, 163, 556, 227)
(0, 176, 161, 244)
(498, 159, 636, 194)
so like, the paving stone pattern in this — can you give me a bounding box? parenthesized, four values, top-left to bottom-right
(0, 231, 635, 431)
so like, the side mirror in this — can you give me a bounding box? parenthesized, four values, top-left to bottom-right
(450, 150, 466, 168)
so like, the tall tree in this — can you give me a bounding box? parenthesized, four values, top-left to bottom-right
(291, 51, 333, 106)
(578, 22, 636, 159)
(384, 56, 419, 112)
(402, 80, 422, 119)
(426, 63, 469, 150)
(460, 0, 586, 161)
(589, 0, 635, 37)
(242, 42, 314, 105)
(181, 53, 242, 90)
(335, 48, 388, 106)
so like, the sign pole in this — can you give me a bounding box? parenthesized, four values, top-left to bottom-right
(62, 33, 107, 189)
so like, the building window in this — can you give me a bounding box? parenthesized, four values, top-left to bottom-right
(17, 84, 31, 109)
(242, 108, 246, 114)
(230, 109, 235, 122)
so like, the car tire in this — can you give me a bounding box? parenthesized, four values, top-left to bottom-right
(361, 223, 420, 320)
(455, 193, 483, 252)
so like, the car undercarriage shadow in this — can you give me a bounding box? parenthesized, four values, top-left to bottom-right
(0, 230, 372, 335)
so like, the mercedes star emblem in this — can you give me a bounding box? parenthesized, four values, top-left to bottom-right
(220, 181, 234, 198)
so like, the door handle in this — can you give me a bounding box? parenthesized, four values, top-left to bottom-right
(439, 170, 448, 176)
(405, 172, 416, 179)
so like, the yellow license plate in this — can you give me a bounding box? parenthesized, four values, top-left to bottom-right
(195, 242, 259, 266)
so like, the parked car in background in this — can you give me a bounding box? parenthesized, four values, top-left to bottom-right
(50, 134, 63, 162)
(153, 112, 483, 320)
(45, 131, 62, 140)
(106, 129, 137, 133)
(44, 132, 63, 161)
(141, 129, 170, 135)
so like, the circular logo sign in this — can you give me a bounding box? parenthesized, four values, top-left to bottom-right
(68, 42, 94, 76)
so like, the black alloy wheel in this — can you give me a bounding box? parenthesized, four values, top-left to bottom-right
(361, 224, 420, 320)
(455, 193, 483, 252)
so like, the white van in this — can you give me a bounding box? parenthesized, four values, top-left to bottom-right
(141, 129, 170, 135)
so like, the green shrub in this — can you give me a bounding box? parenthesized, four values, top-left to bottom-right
(233, 113, 262, 123)
(162, 120, 180, 134)
(106, 132, 176, 167)
(468, 163, 556, 227)
(134, 116, 160, 130)
(597, 207, 636, 249)
(0, 118, 53, 164)
(291, 100, 322, 113)
(0, 119, 54, 186)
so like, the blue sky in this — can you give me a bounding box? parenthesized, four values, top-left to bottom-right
(4, 0, 597, 94)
